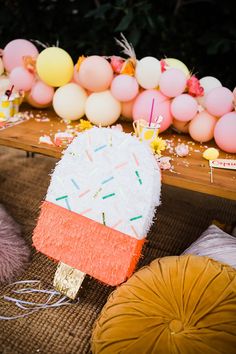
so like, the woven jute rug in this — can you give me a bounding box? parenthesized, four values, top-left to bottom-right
(0, 146, 236, 354)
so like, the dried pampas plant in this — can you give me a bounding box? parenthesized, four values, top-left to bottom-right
(115, 33, 136, 61)
(0, 204, 30, 284)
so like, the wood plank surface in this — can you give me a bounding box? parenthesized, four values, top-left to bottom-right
(0, 107, 235, 200)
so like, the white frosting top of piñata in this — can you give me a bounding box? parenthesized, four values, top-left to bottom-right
(46, 127, 161, 240)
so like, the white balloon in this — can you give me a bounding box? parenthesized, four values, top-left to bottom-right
(0, 58, 4, 76)
(85, 90, 121, 126)
(198, 76, 222, 107)
(0, 76, 12, 95)
(200, 76, 222, 95)
(135, 57, 161, 89)
(53, 83, 87, 121)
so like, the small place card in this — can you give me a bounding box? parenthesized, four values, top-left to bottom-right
(209, 159, 236, 170)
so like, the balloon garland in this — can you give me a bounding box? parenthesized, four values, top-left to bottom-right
(0, 35, 235, 153)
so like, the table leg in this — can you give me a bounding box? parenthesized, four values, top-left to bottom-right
(26, 152, 35, 158)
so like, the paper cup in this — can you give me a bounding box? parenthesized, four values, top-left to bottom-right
(0, 93, 22, 121)
(133, 119, 159, 143)
(0, 96, 14, 121)
(13, 94, 23, 115)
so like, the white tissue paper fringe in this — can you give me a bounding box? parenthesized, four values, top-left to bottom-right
(46, 127, 161, 240)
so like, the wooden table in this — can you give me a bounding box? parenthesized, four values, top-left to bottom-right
(0, 107, 235, 200)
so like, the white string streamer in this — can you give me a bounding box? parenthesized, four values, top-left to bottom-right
(0, 281, 77, 320)
(10, 280, 40, 285)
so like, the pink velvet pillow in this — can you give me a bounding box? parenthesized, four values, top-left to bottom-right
(182, 224, 236, 269)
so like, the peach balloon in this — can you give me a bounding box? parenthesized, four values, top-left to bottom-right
(26, 93, 51, 108)
(159, 68, 187, 97)
(78, 56, 113, 92)
(233, 87, 236, 98)
(132, 89, 173, 132)
(30, 80, 54, 105)
(189, 111, 218, 142)
(85, 90, 121, 126)
(121, 98, 136, 121)
(171, 94, 198, 121)
(9, 66, 35, 91)
(73, 65, 82, 85)
(205, 87, 234, 117)
(214, 112, 236, 153)
(0, 58, 4, 76)
(233, 87, 236, 106)
(172, 119, 190, 133)
(111, 75, 139, 102)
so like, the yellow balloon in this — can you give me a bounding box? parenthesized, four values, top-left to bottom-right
(202, 147, 219, 161)
(164, 58, 190, 78)
(36, 47, 74, 87)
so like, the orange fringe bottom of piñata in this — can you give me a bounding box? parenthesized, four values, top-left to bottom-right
(33, 201, 145, 286)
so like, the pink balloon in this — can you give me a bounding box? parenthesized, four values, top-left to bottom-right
(189, 111, 218, 142)
(171, 94, 198, 121)
(9, 66, 35, 91)
(159, 68, 187, 97)
(30, 80, 54, 105)
(133, 89, 173, 132)
(111, 75, 139, 102)
(172, 119, 189, 133)
(3, 39, 38, 72)
(205, 87, 234, 117)
(78, 56, 113, 92)
(158, 100, 173, 132)
(121, 98, 136, 119)
(214, 112, 236, 153)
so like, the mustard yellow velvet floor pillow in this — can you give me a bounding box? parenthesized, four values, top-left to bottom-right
(92, 255, 236, 354)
